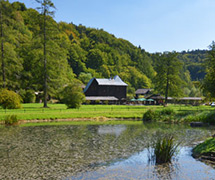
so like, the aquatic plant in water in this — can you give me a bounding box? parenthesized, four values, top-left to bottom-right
(148, 134, 180, 164)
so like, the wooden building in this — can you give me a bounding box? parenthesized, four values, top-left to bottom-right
(84, 75, 128, 103)
(145, 94, 165, 105)
(135, 88, 152, 98)
(178, 97, 203, 105)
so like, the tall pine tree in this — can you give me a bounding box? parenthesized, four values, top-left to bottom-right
(35, 0, 74, 107)
(35, 0, 55, 107)
(203, 41, 215, 98)
(154, 52, 184, 105)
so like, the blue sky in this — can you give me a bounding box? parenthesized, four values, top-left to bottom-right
(10, 0, 215, 53)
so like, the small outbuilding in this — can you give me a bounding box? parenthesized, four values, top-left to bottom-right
(135, 88, 152, 98)
(178, 97, 203, 105)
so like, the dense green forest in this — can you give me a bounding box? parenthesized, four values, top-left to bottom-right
(0, 1, 208, 99)
(177, 50, 207, 81)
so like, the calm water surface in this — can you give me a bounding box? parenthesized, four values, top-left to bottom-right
(0, 123, 215, 179)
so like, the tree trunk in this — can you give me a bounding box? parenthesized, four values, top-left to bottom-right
(0, 9, 5, 88)
(164, 67, 170, 106)
(43, 6, 48, 108)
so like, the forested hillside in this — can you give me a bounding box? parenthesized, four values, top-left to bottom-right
(177, 50, 207, 81)
(0, 1, 207, 99)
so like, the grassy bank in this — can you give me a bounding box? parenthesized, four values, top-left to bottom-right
(0, 103, 214, 123)
(193, 138, 215, 159)
(19, 120, 143, 127)
(143, 107, 215, 125)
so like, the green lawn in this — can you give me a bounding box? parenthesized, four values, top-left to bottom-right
(0, 103, 214, 122)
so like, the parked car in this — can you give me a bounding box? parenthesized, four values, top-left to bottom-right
(211, 102, 215, 107)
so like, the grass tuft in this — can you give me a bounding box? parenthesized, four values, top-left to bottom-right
(4, 115, 19, 126)
(148, 134, 180, 164)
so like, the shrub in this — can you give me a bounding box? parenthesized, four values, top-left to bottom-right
(95, 100, 100, 104)
(61, 82, 85, 109)
(4, 115, 19, 126)
(85, 100, 91, 105)
(183, 111, 215, 124)
(184, 114, 199, 122)
(143, 109, 157, 121)
(202, 111, 215, 125)
(19, 89, 36, 103)
(160, 108, 175, 115)
(104, 100, 109, 105)
(0, 89, 22, 109)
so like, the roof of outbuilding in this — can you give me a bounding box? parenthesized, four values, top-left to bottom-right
(145, 94, 165, 100)
(179, 97, 203, 101)
(135, 89, 152, 95)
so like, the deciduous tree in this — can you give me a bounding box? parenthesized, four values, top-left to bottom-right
(0, 1, 28, 89)
(60, 81, 85, 109)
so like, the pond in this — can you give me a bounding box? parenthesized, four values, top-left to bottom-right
(0, 122, 215, 179)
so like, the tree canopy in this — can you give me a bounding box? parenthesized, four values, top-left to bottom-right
(203, 41, 215, 98)
(0, 1, 208, 100)
(153, 52, 184, 104)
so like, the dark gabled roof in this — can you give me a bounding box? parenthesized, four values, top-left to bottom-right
(145, 94, 165, 100)
(135, 89, 152, 95)
(84, 75, 127, 93)
(84, 78, 95, 93)
(85, 96, 118, 101)
(150, 95, 165, 100)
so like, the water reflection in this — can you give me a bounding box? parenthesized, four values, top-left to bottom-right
(0, 123, 214, 179)
(98, 125, 126, 136)
(152, 163, 179, 180)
